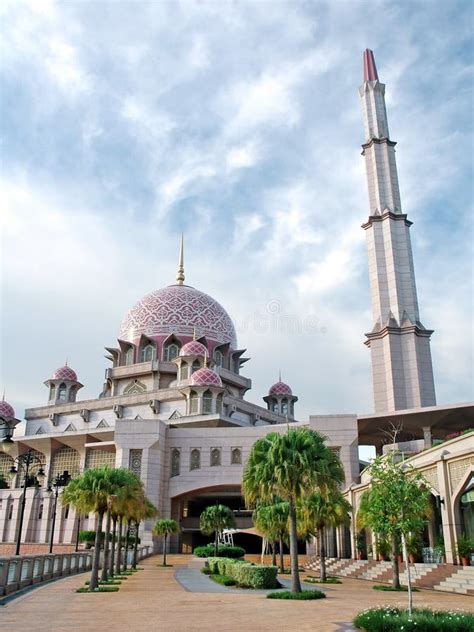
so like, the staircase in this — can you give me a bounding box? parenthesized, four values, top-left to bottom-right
(434, 566, 474, 595)
(305, 556, 474, 594)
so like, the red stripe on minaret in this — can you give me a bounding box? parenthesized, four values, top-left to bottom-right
(363, 49, 378, 81)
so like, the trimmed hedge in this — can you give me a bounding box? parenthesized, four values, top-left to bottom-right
(206, 557, 278, 589)
(210, 574, 237, 586)
(267, 589, 326, 600)
(194, 544, 245, 558)
(354, 607, 474, 631)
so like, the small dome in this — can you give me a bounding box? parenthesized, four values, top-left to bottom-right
(0, 399, 15, 419)
(180, 340, 208, 357)
(52, 366, 78, 381)
(190, 367, 222, 388)
(269, 381, 292, 396)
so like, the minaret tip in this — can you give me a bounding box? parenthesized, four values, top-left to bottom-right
(176, 234, 185, 285)
(363, 49, 379, 82)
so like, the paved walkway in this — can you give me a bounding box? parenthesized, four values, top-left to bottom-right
(1, 555, 473, 632)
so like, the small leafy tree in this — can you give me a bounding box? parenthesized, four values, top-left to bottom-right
(253, 500, 289, 572)
(200, 504, 236, 556)
(153, 518, 179, 566)
(363, 453, 431, 614)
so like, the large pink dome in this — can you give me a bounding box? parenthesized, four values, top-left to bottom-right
(0, 399, 15, 419)
(52, 366, 78, 381)
(119, 285, 237, 348)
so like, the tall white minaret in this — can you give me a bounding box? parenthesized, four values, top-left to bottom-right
(359, 49, 436, 413)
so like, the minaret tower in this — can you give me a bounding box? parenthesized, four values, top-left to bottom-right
(359, 49, 436, 413)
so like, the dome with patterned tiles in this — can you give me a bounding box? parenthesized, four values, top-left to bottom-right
(189, 367, 223, 388)
(269, 381, 293, 396)
(180, 340, 208, 357)
(52, 365, 78, 382)
(0, 397, 15, 419)
(119, 285, 237, 348)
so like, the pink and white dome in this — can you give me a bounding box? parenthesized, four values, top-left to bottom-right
(52, 366, 78, 382)
(190, 367, 223, 388)
(269, 381, 293, 396)
(180, 340, 208, 357)
(119, 285, 237, 348)
(0, 399, 15, 419)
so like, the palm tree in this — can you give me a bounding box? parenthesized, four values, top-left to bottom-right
(253, 500, 289, 572)
(153, 518, 179, 566)
(243, 427, 344, 593)
(129, 497, 158, 569)
(62, 467, 114, 590)
(112, 472, 143, 575)
(299, 487, 351, 581)
(200, 504, 236, 556)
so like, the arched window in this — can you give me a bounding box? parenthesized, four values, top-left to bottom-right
(125, 347, 134, 365)
(211, 448, 221, 467)
(171, 449, 180, 477)
(271, 400, 279, 413)
(164, 342, 180, 362)
(8, 504, 13, 520)
(213, 349, 223, 367)
(190, 391, 199, 414)
(64, 505, 70, 519)
(216, 393, 223, 413)
(50, 384, 56, 401)
(203, 390, 213, 414)
(68, 387, 76, 402)
(179, 363, 188, 381)
(191, 360, 201, 374)
(290, 401, 294, 416)
(140, 344, 155, 362)
(190, 449, 200, 471)
(281, 399, 289, 415)
(58, 383, 67, 402)
(231, 448, 242, 465)
(38, 504, 43, 520)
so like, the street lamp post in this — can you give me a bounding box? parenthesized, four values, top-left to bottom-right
(7, 449, 46, 556)
(47, 470, 71, 554)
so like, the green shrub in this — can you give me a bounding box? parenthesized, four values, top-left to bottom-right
(79, 530, 105, 544)
(194, 544, 245, 558)
(354, 607, 474, 631)
(200, 567, 212, 575)
(210, 574, 236, 586)
(305, 576, 342, 584)
(372, 584, 419, 592)
(267, 589, 326, 600)
(76, 586, 120, 593)
(205, 557, 277, 589)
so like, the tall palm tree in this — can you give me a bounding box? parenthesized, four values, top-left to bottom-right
(200, 504, 236, 556)
(62, 467, 114, 590)
(243, 427, 344, 593)
(112, 472, 143, 574)
(153, 518, 179, 566)
(253, 500, 289, 572)
(299, 487, 351, 581)
(129, 496, 158, 569)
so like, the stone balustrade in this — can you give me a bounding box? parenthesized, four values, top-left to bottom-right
(0, 545, 152, 597)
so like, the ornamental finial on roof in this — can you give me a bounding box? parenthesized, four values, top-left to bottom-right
(363, 49, 379, 82)
(176, 234, 185, 285)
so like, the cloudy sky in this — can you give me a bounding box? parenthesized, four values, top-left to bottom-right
(1, 1, 473, 437)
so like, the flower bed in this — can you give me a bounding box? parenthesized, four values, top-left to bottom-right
(353, 607, 474, 631)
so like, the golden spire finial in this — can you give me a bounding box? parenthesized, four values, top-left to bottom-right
(2, 388, 5, 402)
(279, 369, 282, 382)
(176, 234, 185, 285)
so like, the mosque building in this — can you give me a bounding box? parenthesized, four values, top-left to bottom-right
(0, 51, 472, 562)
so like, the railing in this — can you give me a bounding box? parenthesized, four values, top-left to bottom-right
(0, 545, 153, 598)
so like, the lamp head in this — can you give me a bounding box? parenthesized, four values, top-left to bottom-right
(1, 436, 14, 454)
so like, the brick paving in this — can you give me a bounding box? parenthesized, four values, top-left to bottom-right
(1, 555, 472, 632)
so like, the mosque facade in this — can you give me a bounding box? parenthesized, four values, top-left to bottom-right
(0, 51, 472, 560)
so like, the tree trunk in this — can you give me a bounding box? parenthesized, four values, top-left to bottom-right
(89, 511, 104, 591)
(401, 533, 413, 616)
(101, 510, 111, 582)
(133, 520, 139, 569)
(163, 533, 167, 567)
(116, 515, 123, 575)
(109, 516, 117, 577)
(279, 537, 285, 573)
(214, 530, 219, 557)
(271, 540, 277, 567)
(288, 500, 302, 593)
(319, 526, 327, 582)
(123, 523, 130, 571)
(391, 534, 400, 589)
